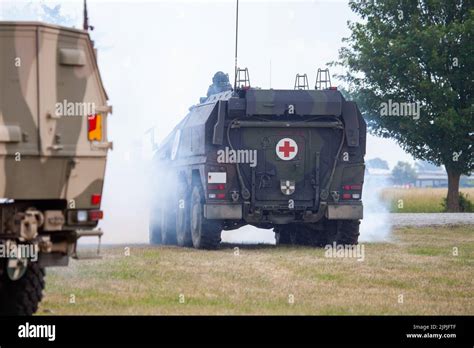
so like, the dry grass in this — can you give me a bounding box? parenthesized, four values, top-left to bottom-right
(38, 225, 474, 315)
(381, 188, 474, 213)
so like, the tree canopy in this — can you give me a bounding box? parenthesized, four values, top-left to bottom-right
(335, 0, 474, 210)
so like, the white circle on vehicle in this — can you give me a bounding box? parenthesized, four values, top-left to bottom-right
(171, 129, 181, 160)
(276, 138, 298, 160)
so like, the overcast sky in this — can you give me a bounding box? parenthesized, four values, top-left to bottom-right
(1, 0, 419, 242)
(1, 0, 417, 168)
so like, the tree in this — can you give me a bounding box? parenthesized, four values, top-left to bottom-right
(335, 0, 474, 211)
(367, 157, 390, 169)
(392, 161, 417, 185)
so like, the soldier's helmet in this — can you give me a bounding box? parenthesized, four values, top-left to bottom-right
(207, 71, 232, 97)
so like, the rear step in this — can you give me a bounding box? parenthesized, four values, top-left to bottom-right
(72, 229, 103, 260)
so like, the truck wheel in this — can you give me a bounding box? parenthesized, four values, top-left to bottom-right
(335, 220, 360, 245)
(161, 202, 177, 245)
(176, 187, 193, 247)
(326, 220, 360, 245)
(190, 185, 221, 249)
(149, 207, 163, 245)
(0, 262, 45, 315)
(289, 225, 312, 246)
(274, 227, 291, 245)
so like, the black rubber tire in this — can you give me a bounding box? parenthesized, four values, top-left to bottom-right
(0, 262, 45, 315)
(161, 203, 177, 245)
(149, 192, 163, 245)
(275, 224, 331, 247)
(176, 186, 193, 247)
(325, 219, 360, 245)
(149, 207, 163, 245)
(274, 226, 292, 245)
(334, 220, 360, 245)
(190, 185, 221, 249)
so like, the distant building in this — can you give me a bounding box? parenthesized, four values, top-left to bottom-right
(365, 162, 474, 188)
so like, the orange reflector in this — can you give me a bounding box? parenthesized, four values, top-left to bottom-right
(88, 113, 102, 141)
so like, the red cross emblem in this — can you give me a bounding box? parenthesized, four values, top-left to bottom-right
(276, 138, 298, 160)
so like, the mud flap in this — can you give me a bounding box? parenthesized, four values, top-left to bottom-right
(326, 204, 363, 220)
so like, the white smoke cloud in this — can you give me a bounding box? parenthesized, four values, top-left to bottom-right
(359, 174, 393, 242)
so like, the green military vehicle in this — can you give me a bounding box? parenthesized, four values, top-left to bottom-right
(150, 69, 366, 249)
(0, 21, 111, 314)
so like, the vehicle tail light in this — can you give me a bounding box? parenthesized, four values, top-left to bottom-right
(91, 194, 101, 205)
(342, 193, 352, 200)
(88, 210, 104, 221)
(208, 184, 225, 190)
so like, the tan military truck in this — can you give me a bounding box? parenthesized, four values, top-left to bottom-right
(0, 22, 111, 315)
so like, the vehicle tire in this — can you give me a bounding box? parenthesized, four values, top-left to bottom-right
(325, 219, 360, 245)
(149, 205, 162, 245)
(274, 226, 291, 245)
(190, 185, 221, 249)
(289, 225, 313, 246)
(176, 186, 193, 247)
(0, 262, 45, 315)
(161, 201, 177, 245)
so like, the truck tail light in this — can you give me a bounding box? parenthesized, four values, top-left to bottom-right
(341, 184, 362, 200)
(88, 210, 104, 221)
(91, 194, 101, 205)
(208, 184, 225, 190)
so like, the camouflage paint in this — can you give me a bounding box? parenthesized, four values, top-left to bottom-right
(0, 22, 110, 208)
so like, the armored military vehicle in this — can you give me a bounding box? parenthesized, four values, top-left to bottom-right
(150, 69, 366, 249)
(150, 69, 366, 248)
(0, 21, 111, 314)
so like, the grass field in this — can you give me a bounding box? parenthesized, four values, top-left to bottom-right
(380, 188, 474, 213)
(39, 225, 473, 315)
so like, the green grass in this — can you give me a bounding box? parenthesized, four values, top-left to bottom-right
(38, 225, 474, 315)
(381, 188, 474, 213)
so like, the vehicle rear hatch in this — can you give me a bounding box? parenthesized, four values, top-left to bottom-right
(232, 120, 343, 211)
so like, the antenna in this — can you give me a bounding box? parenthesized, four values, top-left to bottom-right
(83, 0, 94, 31)
(233, 0, 239, 90)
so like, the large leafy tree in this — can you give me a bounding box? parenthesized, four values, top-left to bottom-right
(336, 0, 473, 211)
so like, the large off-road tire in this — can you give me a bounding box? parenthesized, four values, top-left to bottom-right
(274, 226, 292, 245)
(161, 202, 177, 245)
(176, 186, 193, 247)
(0, 262, 45, 315)
(149, 206, 163, 245)
(190, 185, 221, 249)
(275, 223, 335, 247)
(325, 219, 360, 245)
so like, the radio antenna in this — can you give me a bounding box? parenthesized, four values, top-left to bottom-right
(233, 0, 239, 90)
(83, 0, 94, 31)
